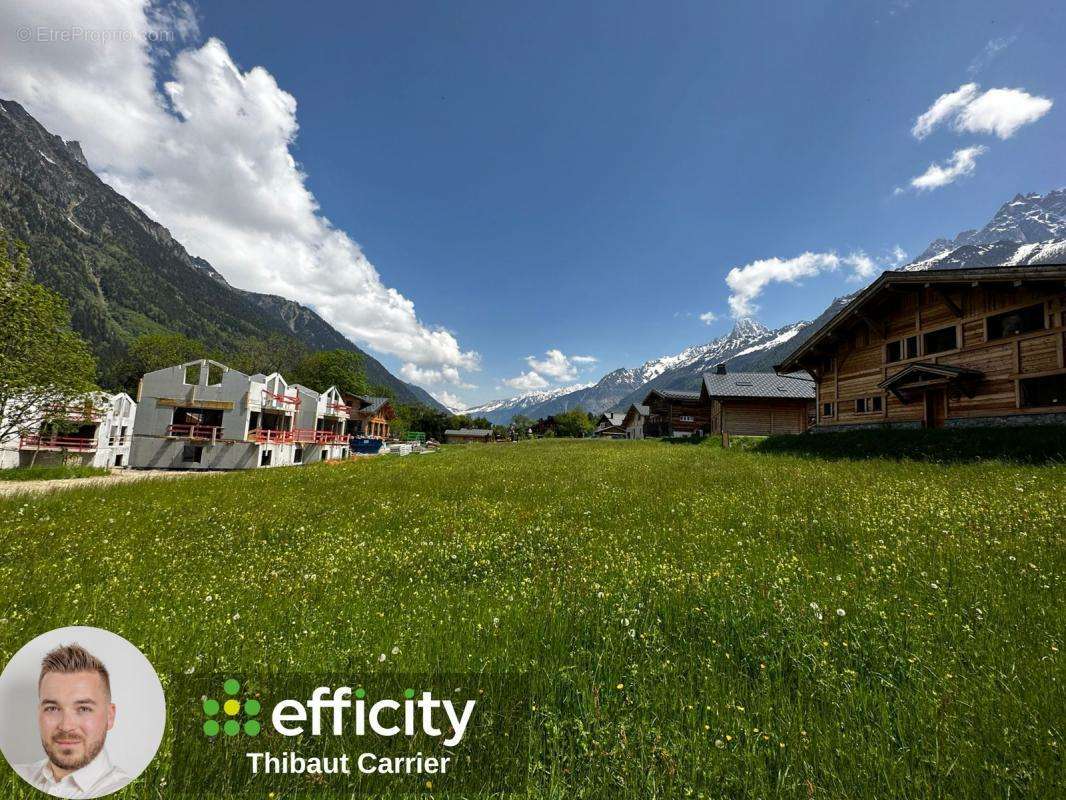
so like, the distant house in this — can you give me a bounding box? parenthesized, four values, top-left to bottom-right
(775, 265, 1066, 429)
(699, 364, 815, 436)
(3, 392, 136, 469)
(593, 412, 627, 439)
(445, 428, 493, 444)
(130, 359, 350, 469)
(344, 394, 394, 440)
(641, 389, 711, 437)
(621, 403, 649, 439)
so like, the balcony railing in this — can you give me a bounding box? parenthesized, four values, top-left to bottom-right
(20, 434, 97, 451)
(261, 389, 301, 409)
(249, 428, 348, 445)
(325, 402, 352, 416)
(167, 424, 224, 441)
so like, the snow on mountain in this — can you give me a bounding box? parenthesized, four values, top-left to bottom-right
(464, 382, 596, 419)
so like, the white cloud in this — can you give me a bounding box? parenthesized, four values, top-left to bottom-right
(503, 371, 549, 391)
(909, 146, 986, 191)
(0, 0, 478, 386)
(698, 311, 718, 325)
(911, 82, 1051, 140)
(524, 349, 593, 382)
(912, 83, 980, 139)
(968, 36, 1017, 76)
(725, 247, 905, 316)
(432, 391, 466, 412)
(955, 88, 1053, 139)
(399, 363, 475, 389)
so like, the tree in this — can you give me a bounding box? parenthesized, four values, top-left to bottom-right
(0, 235, 98, 446)
(554, 407, 595, 438)
(510, 414, 534, 439)
(226, 334, 309, 377)
(110, 332, 214, 393)
(290, 350, 369, 396)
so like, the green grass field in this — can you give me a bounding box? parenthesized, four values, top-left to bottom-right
(0, 464, 109, 482)
(0, 439, 1063, 798)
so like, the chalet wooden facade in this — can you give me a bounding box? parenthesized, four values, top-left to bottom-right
(343, 394, 394, 439)
(699, 368, 815, 436)
(641, 389, 713, 437)
(445, 428, 493, 444)
(775, 265, 1066, 429)
(621, 403, 648, 439)
(593, 412, 627, 439)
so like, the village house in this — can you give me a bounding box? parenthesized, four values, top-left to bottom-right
(593, 412, 627, 439)
(130, 359, 351, 469)
(621, 403, 648, 439)
(699, 364, 816, 436)
(2, 392, 136, 469)
(774, 265, 1066, 429)
(641, 388, 712, 437)
(343, 394, 394, 440)
(444, 428, 493, 444)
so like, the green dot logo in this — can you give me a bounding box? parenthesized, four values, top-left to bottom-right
(203, 678, 262, 738)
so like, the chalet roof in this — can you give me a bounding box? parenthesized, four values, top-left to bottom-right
(598, 412, 626, 426)
(643, 388, 701, 404)
(774, 264, 1066, 373)
(358, 396, 390, 414)
(630, 404, 649, 416)
(701, 371, 815, 400)
(445, 428, 492, 437)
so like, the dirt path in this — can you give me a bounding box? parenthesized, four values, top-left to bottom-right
(0, 469, 220, 497)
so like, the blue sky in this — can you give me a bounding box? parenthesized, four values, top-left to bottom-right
(2, 1, 1063, 407)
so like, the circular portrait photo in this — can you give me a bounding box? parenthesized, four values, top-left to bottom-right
(0, 626, 166, 798)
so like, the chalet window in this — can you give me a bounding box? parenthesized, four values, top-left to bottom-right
(923, 326, 958, 355)
(1019, 373, 1066, 407)
(294, 447, 303, 464)
(987, 303, 1045, 340)
(260, 450, 272, 466)
(184, 363, 201, 384)
(905, 335, 918, 359)
(822, 402, 833, 417)
(207, 363, 224, 386)
(886, 340, 902, 363)
(182, 445, 203, 463)
(680, 415, 694, 423)
(855, 396, 883, 413)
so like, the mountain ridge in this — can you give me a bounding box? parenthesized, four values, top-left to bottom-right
(0, 97, 446, 411)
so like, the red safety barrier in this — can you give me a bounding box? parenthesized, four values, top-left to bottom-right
(20, 434, 96, 451)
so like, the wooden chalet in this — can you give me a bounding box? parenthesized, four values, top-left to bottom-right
(699, 365, 815, 435)
(343, 394, 395, 439)
(593, 412, 627, 439)
(444, 428, 493, 444)
(775, 265, 1066, 429)
(621, 403, 649, 439)
(641, 388, 712, 437)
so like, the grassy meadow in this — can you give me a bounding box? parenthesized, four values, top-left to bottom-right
(0, 439, 1063, 798)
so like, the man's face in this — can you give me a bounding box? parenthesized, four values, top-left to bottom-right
(37, 671, 115, 773)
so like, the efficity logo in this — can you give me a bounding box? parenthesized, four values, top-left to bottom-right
(198, 677, 478, 777)
(202, 678, 262, 737)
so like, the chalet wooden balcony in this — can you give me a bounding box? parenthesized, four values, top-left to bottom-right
(19, 434, 96, 451)
(167, 424, 224, 441)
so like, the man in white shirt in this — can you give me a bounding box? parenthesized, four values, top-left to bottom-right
(14, 644, 132, 798)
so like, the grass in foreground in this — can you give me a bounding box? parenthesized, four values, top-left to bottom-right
(0, 464, 109, 481)
(0, 440, 1063, 798)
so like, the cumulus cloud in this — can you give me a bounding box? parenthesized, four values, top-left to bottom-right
(725, 247, 905, 316)
(0, 0, 478, 386)
(503, 371, 550, 391)
(698, 311, 718, 325)
(912, 82, 1052, 140)
(432, 391, 466, 412)
(524, 349, 594, 382)
(912, 83, 980, 139)
(909, 146, 986, 191)
(400, 363, 475, 389)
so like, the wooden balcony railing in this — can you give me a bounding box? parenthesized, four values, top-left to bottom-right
(167, 424, 224, 441)
(248, 428, 348, 445)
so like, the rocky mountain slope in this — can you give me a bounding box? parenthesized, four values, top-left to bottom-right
(0, 98, 445, 410)
(470, 188, 1066, 424)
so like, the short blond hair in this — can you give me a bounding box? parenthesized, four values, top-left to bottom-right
(39, 643, 111, 697)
